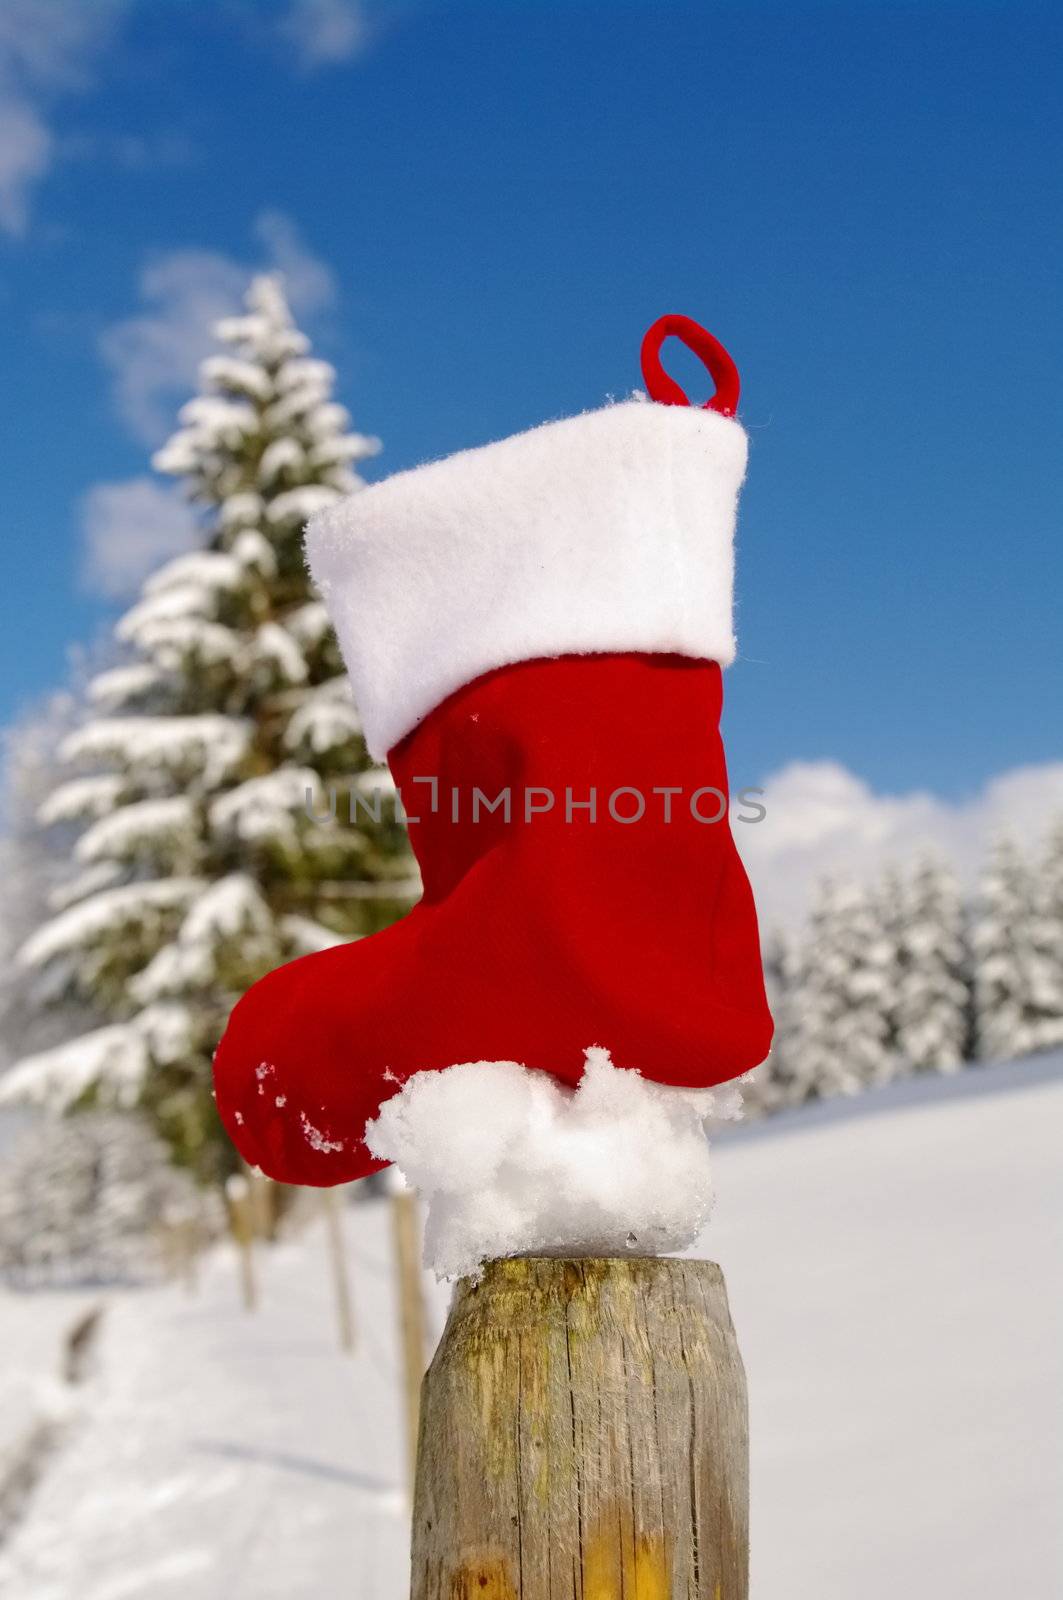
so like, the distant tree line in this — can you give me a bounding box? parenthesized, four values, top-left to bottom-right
(747, 822, 1063, 1114)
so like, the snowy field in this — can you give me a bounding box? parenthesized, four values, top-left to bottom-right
(0, 1053, 1059, 1600)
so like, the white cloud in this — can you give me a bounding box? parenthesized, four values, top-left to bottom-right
(100, 250, 250, 444)
(0, 1, 104, 94)
(737, 759, 1063, 932)
(81, 478, 198, 600)
(59, 127, 197, 171)
(253, 210, 337, 315)
(277, 0, 369, 68)
(99, 212, 337, 444)
(0, 1, 372, 233)
(0, 0, 125, 234)
(0, 96, 50, 235)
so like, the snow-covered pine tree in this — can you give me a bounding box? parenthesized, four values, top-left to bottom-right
(740, 925, 795, 1116)
(1029, 816, 1063, 1053)
(0, 692, 94, 1073)
(1, 277, 415, 1178)
(0, 1112, 222, 1288)
(970, 833, 1058, 1061)
(887, 856, 972, 1073)
(783, 877, 898, 1103)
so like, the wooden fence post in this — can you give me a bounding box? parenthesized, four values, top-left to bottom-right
(169, 1207, 201, 1293)
(225, 1173, 257, 1312)
(249, 1169, 275, 1243)
(322, 1187, 357, 1353)
(391, 1187, 428, 1496)
(411, 1256, 748, 1600)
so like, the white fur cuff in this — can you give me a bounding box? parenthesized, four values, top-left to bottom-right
(306, 400, 748, 760)
(363, 1049, 743, 1280)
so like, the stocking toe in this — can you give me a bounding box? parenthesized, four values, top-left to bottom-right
(214, 952, 388, 1185)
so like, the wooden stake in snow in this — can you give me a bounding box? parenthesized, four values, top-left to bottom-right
(225, 1173, 257, 1313)
(157, 1203, 200, 1292)
(321, 1187, 356, 1353)
(172, 1208, 201, 1294)
(411, 1256, 748, 1600)
(249, 1169, 275, 1242)
(391, 1186, 428, 1494)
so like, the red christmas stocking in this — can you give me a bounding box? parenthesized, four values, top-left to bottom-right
(214, 320, 773, 1187)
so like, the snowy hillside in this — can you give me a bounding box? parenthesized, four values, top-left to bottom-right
(1, 1053, 1059, 1600)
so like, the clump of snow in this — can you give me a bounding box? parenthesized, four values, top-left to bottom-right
(300, 1111, 345, 1154)
(143, 550, 242, 597)
(210, 768, 319, 844)
(116, 581, 213, 639)
(154, 396, 257, 469)
(38, 774, 125, 827)
(131, 616, 241, 673)
(181, 874, 271, 945)
(202, 354, 272, 402)
(280, 914, 347, 954)
(62, 716, 251, 787)
(266, 484, 339, 526)
(230, 527, 277, 576)
(215, 297, 308, 358)
(133, 878, 278, 1004)
(302, 400, 356, 439)
(309, 432, 380, 469)
(274, 356, 335, 395)
(220, 490, 264, 531)
(283, 600, 331, 646)
(48, 862, 123, 912)
(265, 388, 327, 432)
(0, 1024, 148, 1111)
(284, 678, 362, 756)
(136, 1000, 198, 1065)
(258, 436, 304, 483)
(253, 620, 309, 684)
(364, 1048, 738, 1280)
(18, 879, 203, 970)
(87, 663, 165, 707)
(74, 796, 195, 865)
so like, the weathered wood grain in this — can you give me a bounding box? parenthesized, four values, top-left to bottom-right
(411, 1257, 748, 1600)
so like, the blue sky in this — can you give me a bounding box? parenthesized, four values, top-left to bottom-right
(1, 0, 1060, 818)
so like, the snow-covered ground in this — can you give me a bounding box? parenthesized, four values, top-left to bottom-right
(0, 1286, 101, 1543)
(705, 1050, 1062, 1600)
(0, 1206, 449, 1600)
(1, 1054, 1059, 1600)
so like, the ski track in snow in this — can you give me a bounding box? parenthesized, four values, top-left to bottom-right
(1, 1055, 1060, 1600)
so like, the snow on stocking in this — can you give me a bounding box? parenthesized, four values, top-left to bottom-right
(214, 316, 773, 1275)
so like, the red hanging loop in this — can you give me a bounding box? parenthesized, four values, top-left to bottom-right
(640, 314, 740, 417)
